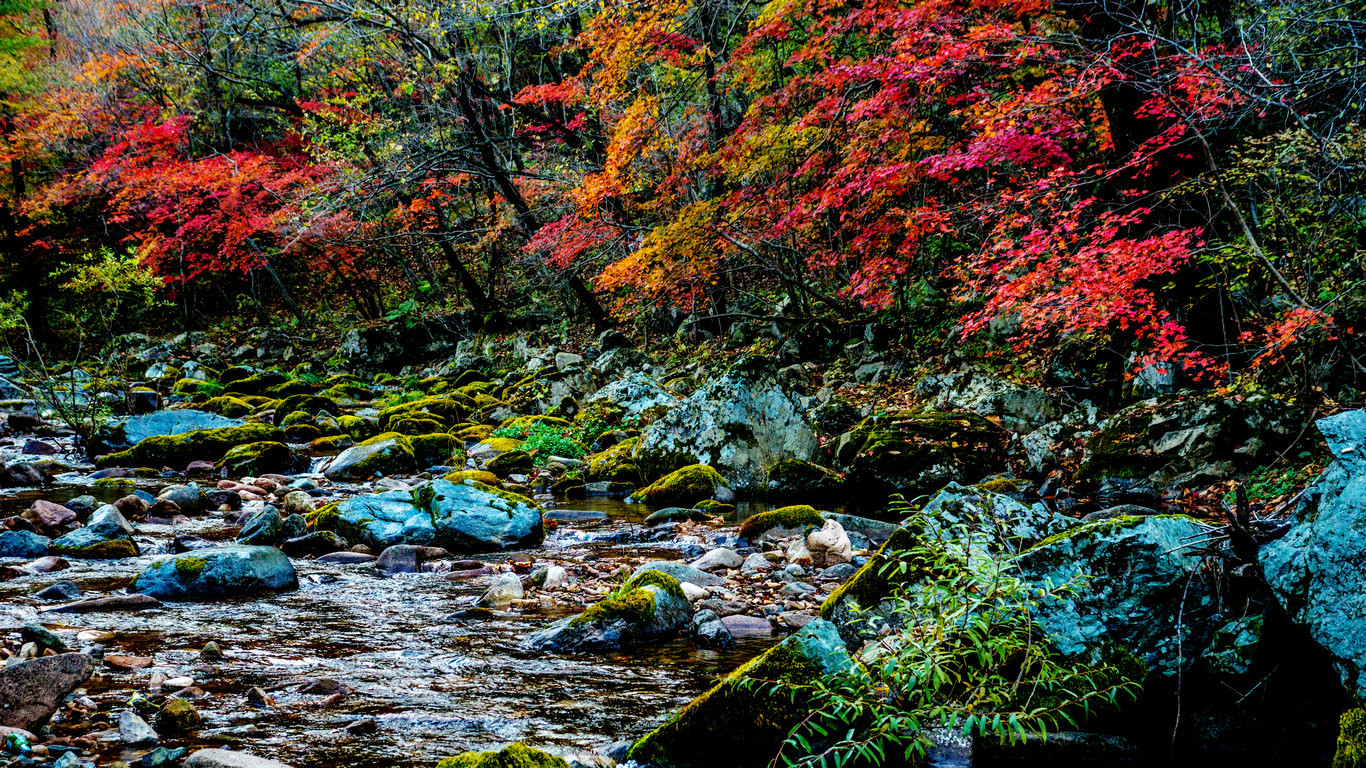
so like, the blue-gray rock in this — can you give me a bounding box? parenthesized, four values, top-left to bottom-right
(0, 530, 51, 559)
(526, 580, 692, 651)
(1261, 410, 1366, 697)
(236, 508, 283, 546)
(689, 608, 734, 648)
(324, 480, 541, 553)
(35, 580, 82, 601)
(322, 438, 415, 481)
(131, 546, 298, 601)
(160, 485, 209, 516)
(631, 560, 726, 587)
(50, 518, 139, 559)
(1017, 514, 1218, 679)
(93, 410, 244, 455)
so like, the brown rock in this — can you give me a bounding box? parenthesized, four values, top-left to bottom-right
(40, 594, 161, 614)
(23, 500, 76, 530)
(105, 655, 155, 670)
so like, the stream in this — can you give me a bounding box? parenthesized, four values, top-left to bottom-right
(0, 482, 830, 767)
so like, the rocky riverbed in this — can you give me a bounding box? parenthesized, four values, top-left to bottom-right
(1, 332, 1365, 768)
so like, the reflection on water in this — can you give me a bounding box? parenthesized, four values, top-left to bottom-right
(0, 489, 787, 767)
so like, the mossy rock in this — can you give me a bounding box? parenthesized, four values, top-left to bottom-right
(632, 464, 729, 506)
(172, 377, 207, 396)
(444, 469, 500, 485)
(436, 743, 568, 768)
(570, 586, 658, 627)
(272, 394, 340, 426)
(319, 382, 375, 401)
(487, 449, 534, 476)
(410, 433, 463, 467)
(621, 569, 687, 601)
(477, 437, 524, 453)
(265, 379, 315, 397)
(627, 619, 853, 767)
(218, 441, 298, 477)
(309, 434, 355, 454)
(96, 423, 286, 469)
(585, 438, 642, 484)
(452, 424, 496, 442)
(496, 414, 572, 435)
(694, 499, 735, 515)
(377, 395, 472, 430)
(226, 370, 288, 395)
(279, 411, 316, 428)
(764, 459, 847, 496)
(338, 414, 379, 441)
(200, 396, 255, 418)
(50, 534, 139, 560)
(736, 505, 826, 541)
(1336, 708, 1366, 768)
(391, 416, 447, 436)
(323, 434, 417, 481)
(834, 409, 1005, 494)
(284, 424, 323, 442)
(820, 527, 915, 620)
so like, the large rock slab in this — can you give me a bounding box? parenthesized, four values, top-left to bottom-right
(1262, 410, 1366, 698)
(634, 362, 817, 492)
(315, 479, 541, 552)
(132, 546, 298, 601)
(91, 410, 245, 456)
(184, 749, 295, 768)
(0, 653, 96, 730)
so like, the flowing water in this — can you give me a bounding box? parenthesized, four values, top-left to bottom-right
(0, 483, 821, 767)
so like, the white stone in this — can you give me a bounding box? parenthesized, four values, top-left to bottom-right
(807, 519, 853, 567)
(680, 582, 711, 601)
(691, 547, 743, 572)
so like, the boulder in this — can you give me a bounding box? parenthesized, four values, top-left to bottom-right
(805, 519, 852, 567)
(91, 410, 244, 456)
(184, 749, 295, 768)
(1076, 393, 1302, 491)
(583, 373, 680, 421)
(631, 560, 726, 588)
(0, 653, 97, 730)
(236, 508, 284, 546)
(434, 743, 568, 768)
(132, 546, 298, 601)
(50, 507, 139, 559)
(526, 571, 692, 651)
(96, 423, 285, 469)
(322, 436, 416, 481)
(313, 479, 542, 552)
(632, 464, 732, 507)
(218, 442, 297, 477)
(833, 410, 1006, 496)
(634, 363, 818, 492)
(914, 367, 1062, 432)
(626, 619, 852, 767)
(0, 530, 51, 559)
(1262, 410, 1366, 698)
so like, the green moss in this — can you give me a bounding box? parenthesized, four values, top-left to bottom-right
(465, 480, 538, 510)
(444, 469, 501, 485)
(435, 743, 569, 768)
(627, 636, 830, 767)
(585, 438, 642, 484)
(737, 505, 826, 541)
(265, 379, 315, 398)
(694, 499, 735, 514)
(96, 423, 285, 469)
(453, 424, 495, 441)
(764, 459, 846, 494)
(199, 396, 254, 417)
(93, 478, 138, 488)
(310, 434, 354, 453)
(976, 477, 1025, 494)
(391, 416, 447, 436)
(175, 556, 209, 578)
(819, 527, 915, 619)
(338, 414, 378, 440)
(488, 449, 534, 475)
(1335, 709, 1366, 768)
(632, 464, 729, 506)
(53, 537, 139, 559)
(622, 570, 687, 601)
(478, 437, 524, 453)
(570, 587, 658, 627)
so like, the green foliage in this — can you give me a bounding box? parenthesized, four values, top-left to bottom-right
(752, 499, 1142, 767)
(492, 421, 587, 465)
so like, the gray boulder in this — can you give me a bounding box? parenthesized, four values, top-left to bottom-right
(634, 363, 817, 492)
(0, 530, 51, 559)
(322, 437, 416, 481)
(236, 508, 284, 546)
(132, 546, 298, 600)
(184, 749, 295, 768)
(527, 573, 692, 651)
(0, 653, 96, 730)
(584, 372, 680, 419)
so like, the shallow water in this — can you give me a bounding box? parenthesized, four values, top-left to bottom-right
(0, 486, 796, 766)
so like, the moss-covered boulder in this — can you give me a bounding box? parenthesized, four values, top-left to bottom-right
(90, 409, 246, 456)
(410, 433, 463, 468)
(444, 469, 500, 485)
(526, 571, 692, 651)
(322, 434, 417, 481)
(217, 441, 298, 477)
(632, 464, 731, 506)
(271, 394, 339, 426)
(309, 434, 355, 454)
(833, 409, 1006, 495)
(736, 505, 825, 542)
(377, 395, 471, 430)
(626, 619, 853, 767)
(1336, 709, 1366, 768)
(1076, 393, 1304, 491)
(199, 396, 254, 418)
(96, 423, 284, 469)
(487, 449, 534, 476)
(436, 743, 568, 768)
(50, 523, 139, 559)
(132, 545, 298, 600)
(585, 437, 642, 484)
(391, 416, 447, 436)
(764, 459, 847, 497)
(338, 414, 379, 441)
(314, 478, 541, 552)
